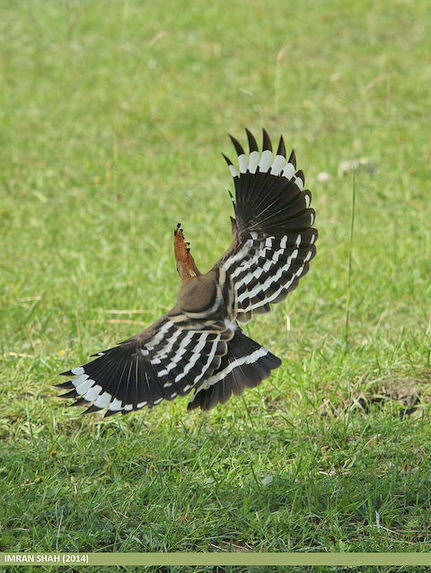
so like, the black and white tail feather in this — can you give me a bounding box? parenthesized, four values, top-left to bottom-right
(57, 129, 317, 416)
(187, 329, 281, 411)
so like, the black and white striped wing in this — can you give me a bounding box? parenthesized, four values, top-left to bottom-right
(216, 129, 317, 322)
(222, 229, 317, 321)
(57, 317, 225, 416)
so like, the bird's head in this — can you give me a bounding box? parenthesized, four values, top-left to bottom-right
(174, 223, 200, 282)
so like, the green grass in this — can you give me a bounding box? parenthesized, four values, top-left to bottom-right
(1, 0, 431, 566)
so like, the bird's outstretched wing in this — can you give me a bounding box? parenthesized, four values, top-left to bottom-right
(214, 129, 317, 322)
(56, 317, 227, 417)
(56, 129, 317, 415)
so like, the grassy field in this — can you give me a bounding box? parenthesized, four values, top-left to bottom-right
(1, 0, 431, 570)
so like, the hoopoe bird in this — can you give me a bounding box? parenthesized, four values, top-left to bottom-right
(56, 129, 317, 415)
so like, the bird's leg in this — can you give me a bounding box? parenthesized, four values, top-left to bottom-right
(174, 223, 201, 282)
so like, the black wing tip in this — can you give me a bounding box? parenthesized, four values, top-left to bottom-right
(59, 369, 73, 377)
(276, 136, 286, 157)
(288, 149, 297, 168)
(262, 128, 272, 151)
(227, 129, 288, 156)
(59, 389, 79, 399)
(268, 353, 282, 369)
(228, 134, 245, 156)
(82, 404, 102, 415)
(228, 129, 285, 156)
(245, 128, 258, 152)
(121, 408, 135, 416)
(222, 152, 233, 166)
(54, 381, 75, 389)
(296, 169, 305, 183)
(68, 397, 88, 407)
(104, 409, 119, 418)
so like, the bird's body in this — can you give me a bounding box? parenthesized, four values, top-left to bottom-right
(57, 129, 317, 415)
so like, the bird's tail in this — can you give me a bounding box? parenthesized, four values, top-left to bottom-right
(187, 328, 281, 410)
